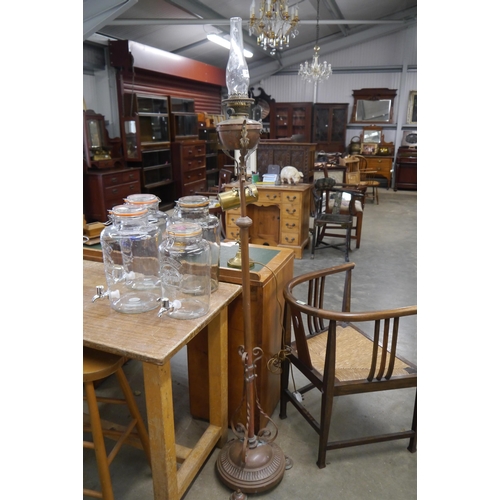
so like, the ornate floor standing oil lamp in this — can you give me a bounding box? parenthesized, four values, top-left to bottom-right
(215, 17, 286, 499)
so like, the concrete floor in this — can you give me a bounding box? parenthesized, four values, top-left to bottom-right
(83, 188, 417, 499)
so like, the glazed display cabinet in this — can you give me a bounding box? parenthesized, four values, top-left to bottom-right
(269, 102, 312, 141)
(312, 103, 349, 153)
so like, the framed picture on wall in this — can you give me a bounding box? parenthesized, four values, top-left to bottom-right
(407, 91, 417, 125)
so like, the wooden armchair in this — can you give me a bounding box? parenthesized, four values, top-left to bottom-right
(280, 263, 417, 468)
(310, 177, 364, 261)
(319, 164, 365, 249)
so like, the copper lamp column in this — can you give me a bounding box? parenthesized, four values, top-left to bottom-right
(215, 17, 286, 498)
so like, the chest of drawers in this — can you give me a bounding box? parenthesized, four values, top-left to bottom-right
(83, 167, 141, 223)
(364, 156, 393, 187)
(172, 140, 206, 198)
(224, 182, 312, 259)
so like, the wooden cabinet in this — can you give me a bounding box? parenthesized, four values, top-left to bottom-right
(120, 93, 176, 211)
(364, 156, 393, 188)
(270, 102, 312, 141)
(224, 183, 312, 259)
(171, 140, 207, 197)
(187, 244, 295, 431)
(256, 141, 316, 182)
(199, 125, 220, 188)
(83, 167, 141, 222)
(312, 103, 349, 153)
(395, 147, 417, 190)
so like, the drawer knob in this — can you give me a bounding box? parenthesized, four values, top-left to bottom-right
(285, 237, 296, 243)
(286, 223, 296, 229)
(286, 208, 296, 215)
(266, 194, 278, 200)
(287, 195, 297, 202)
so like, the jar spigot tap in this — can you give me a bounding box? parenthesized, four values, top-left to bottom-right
(92, 285, 108, 302)
(157, 298, 181, 318)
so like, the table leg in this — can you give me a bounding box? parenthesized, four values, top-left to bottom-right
(207, 308, 229, 446)
(143, 361, 179, 500)
(141, 307, 229, 500)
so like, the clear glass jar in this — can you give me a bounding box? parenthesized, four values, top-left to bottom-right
(159, 222, 211, 320)
(124, 193, 169, 241)
(170, 195, 220, 292)
(100, 204, 161, 314)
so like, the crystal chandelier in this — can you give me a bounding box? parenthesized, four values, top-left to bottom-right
(249, 0, 300, 55)
(298, 0, 332, 83)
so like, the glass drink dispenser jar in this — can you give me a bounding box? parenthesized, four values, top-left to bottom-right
(100, 204, 161, 314)
(158, 222, 211, 319)
(169, 195, 220, 292)
(124, 193, 169, 241)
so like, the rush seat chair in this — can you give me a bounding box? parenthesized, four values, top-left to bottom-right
(280, 264, 417, 468)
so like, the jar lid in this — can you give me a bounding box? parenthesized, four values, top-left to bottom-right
(109, 204, 148, 217)
(125, 194, 160, 206)
(167, 222, 203, 238)
(177, 195, 209, 208)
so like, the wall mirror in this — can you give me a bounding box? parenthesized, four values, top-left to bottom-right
(350, 88, 397, 124)
(362, 126, 383, 144)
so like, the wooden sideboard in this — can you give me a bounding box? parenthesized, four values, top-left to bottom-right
(256, 141, 316, 182)
(187, 243, 295, 431)
(224, 182, 312, 259)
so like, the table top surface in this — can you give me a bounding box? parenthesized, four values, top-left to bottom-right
(83, 260, 241, 365)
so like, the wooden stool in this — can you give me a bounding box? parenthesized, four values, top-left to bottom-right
(83, 347, 151, 499)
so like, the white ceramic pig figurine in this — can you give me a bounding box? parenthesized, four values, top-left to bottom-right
(280, 166, 304, 185)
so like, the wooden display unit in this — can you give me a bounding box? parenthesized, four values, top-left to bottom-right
(312, 103, 349, 153)
(187, 244, 295, 431)
(224, 182, 312, 259)
(119, 93, 176, 210)
(171, 140, 207, 198)
(256, 141, 316, 182)
(270, 102, 312, 141)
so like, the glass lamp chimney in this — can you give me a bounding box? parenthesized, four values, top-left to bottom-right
(226, 17, 250, 96)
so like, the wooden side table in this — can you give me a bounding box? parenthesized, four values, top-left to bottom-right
(83, 260, 241, 500)
(187, 243, 295, 431)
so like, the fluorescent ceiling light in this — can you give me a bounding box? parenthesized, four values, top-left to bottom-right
(207, 33, 253, 58)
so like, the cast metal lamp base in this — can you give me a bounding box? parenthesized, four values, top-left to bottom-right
(217, 437, 286, 495)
